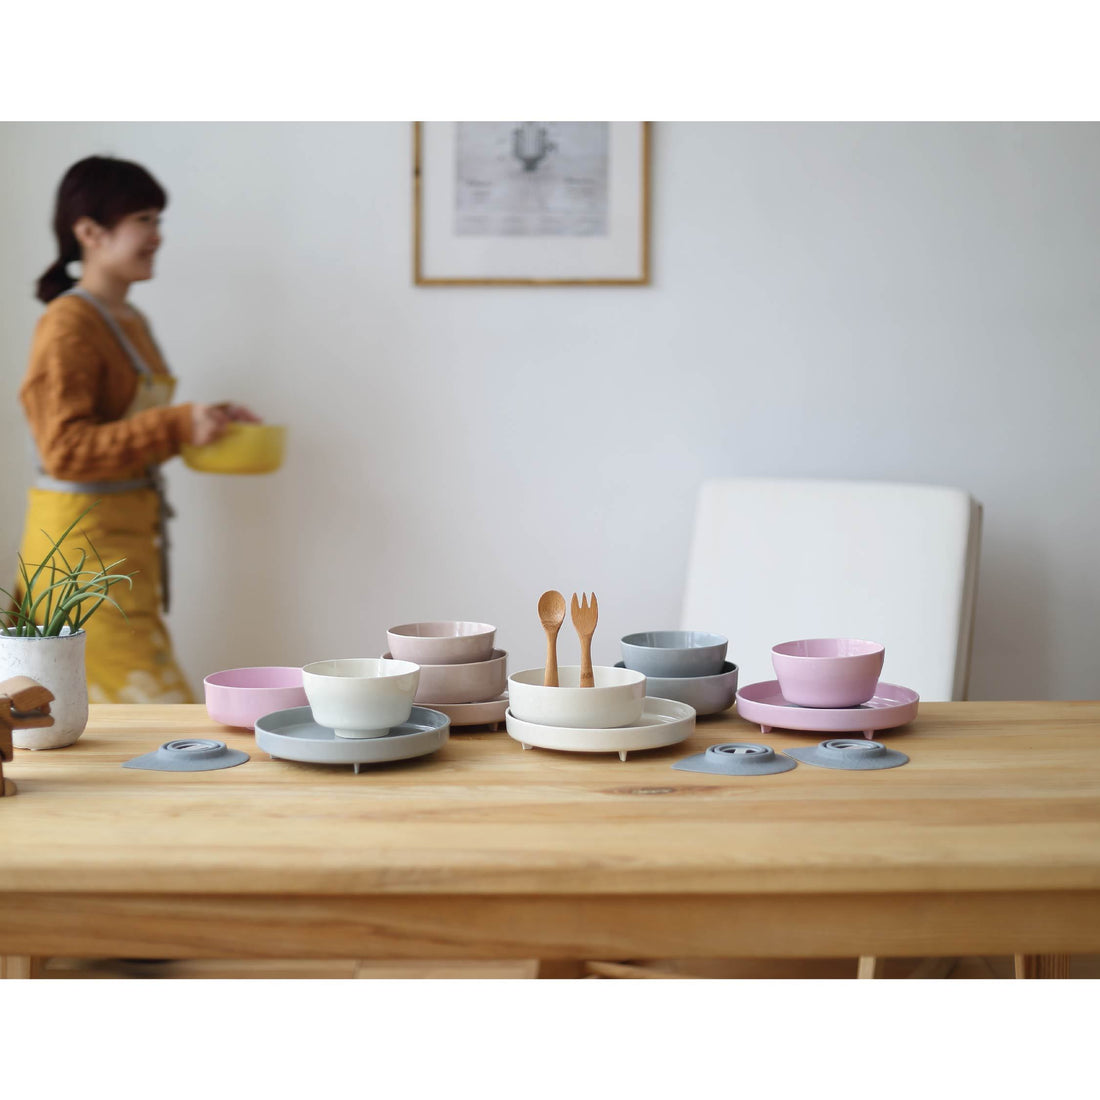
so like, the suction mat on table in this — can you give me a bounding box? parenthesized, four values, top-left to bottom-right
(672, 742, 797, 776)
(783, 739, 908, 771)
(123, 738, 250, 772)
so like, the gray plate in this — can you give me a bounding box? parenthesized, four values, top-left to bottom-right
(255, 705, 449, 771)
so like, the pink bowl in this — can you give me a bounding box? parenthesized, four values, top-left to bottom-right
(382, 649, 507, 705)
(386, 621, 496, 666)
(203, 666, 308, 729)
(770, 638, 885, 708)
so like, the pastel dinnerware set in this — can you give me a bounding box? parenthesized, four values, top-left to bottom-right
(200, 623, 920, 775)
(734, 638, 920, 740)
(202, 622, 509, 774)
(504, 591, 699, 762)
(383, 622, 510, 729)
(615, 630, 739, 715)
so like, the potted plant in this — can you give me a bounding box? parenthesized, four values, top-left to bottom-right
(0, 506, 133, 750)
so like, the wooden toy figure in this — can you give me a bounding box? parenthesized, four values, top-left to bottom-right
(0, 676, 55, 797)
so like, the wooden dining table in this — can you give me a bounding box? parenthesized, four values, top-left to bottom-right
(2, 701, 1099, 978)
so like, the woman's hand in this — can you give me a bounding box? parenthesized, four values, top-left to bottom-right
(191, 402, 263, 446)
(192, 403, 231, 445)
(220, 403, 262, 424)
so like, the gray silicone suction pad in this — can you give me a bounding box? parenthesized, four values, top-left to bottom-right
(672, 742, 798, 775)
(783, 738, 908, 771)
(123, 738, 250, 772)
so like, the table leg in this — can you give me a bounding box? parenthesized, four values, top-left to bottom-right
(856, 955, 886, 979)
(1014, 954, 1071, 979)
(0, 956, 44, 979)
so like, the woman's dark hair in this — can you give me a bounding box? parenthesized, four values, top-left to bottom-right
(36, 156, 168, 303)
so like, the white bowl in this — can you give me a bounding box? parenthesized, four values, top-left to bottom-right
(386, 621, 496, 666)
(381, 649, 507, 705)
(507, 665, 646, 730)
(302, 658, 420, 739)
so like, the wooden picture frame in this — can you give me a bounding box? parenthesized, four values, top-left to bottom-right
(414, 121, 650, 286)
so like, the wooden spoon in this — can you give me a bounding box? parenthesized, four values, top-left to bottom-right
(538, 590, 566, 687)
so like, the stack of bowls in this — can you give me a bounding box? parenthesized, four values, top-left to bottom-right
(616, 630, 738, 715)
(385, 621, 508, 718)
(770, 638, 885, 708)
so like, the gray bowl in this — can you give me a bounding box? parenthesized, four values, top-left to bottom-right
(620, 630, 728, 678)
(615, 661, 738, 715)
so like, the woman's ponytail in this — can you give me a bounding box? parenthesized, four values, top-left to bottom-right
(35, 254, 76, 304)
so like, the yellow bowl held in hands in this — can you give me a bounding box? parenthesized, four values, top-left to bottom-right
(182, 423, 287, 475)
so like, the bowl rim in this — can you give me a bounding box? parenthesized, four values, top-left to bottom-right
(381, 648, 507, 670)
(614, 659, 738, 683)
(509, 665, 646, 691)
(771, 638, 885, 661)
(621, 630, 728, 650)
(182, 423, 287, 451)
(387, 621, 496, 640)
(302, 657, 420, 679)
(203, 666, 305, 689)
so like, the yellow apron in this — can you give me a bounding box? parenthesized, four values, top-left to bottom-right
(15, 288, 194, 704)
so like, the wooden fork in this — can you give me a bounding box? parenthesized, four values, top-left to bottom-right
(570, 592, 598, 687)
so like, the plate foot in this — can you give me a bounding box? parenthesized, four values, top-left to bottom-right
(521, 742, 532, 751)
(760, 724, 772, 735)
(618, 750, 628, 762)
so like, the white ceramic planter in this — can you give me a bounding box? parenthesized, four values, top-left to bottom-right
(0, 627, 88, 750)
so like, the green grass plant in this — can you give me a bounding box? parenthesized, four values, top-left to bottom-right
(0, 504, 135, 637)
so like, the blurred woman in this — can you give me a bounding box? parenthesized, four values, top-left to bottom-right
(16, 155, 258, 702)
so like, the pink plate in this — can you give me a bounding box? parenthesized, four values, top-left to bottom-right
(735, 680, 919, 739)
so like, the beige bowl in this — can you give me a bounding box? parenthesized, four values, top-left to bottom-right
(382, 649, 507, 705)
(386, 621, 496, 666)
(508, 666, 646, 730)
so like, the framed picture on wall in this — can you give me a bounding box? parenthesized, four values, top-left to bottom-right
(413, 121, 650, 286)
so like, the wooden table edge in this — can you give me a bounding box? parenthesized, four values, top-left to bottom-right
(3, 888, 1099, 961)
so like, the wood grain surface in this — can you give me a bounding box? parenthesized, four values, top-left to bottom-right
(1, 702, 1098, 962)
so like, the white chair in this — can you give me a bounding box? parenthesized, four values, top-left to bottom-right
(681, 477, 982, 702)
(578, 477, 983, 981)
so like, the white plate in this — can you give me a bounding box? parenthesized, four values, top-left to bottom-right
(255, 705, 449, 772)
(505, 697, 696, 761)
(428, 693, 509, 728)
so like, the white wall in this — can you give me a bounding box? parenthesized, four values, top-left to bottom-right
(1, 122, 1097, 700)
